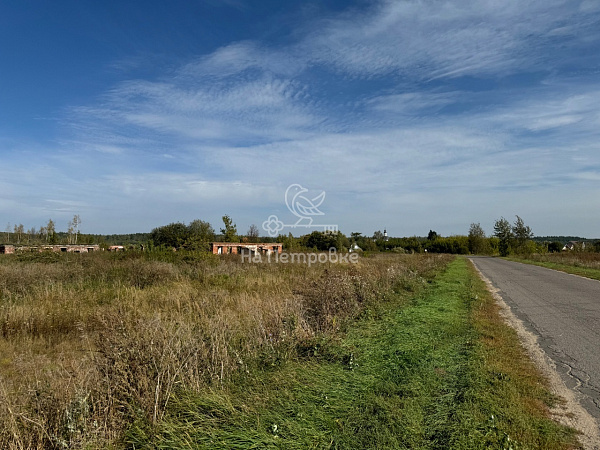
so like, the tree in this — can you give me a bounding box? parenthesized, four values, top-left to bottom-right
(150, 222, 189, 248)
(373, 230, 384, 241)
(304, 231, 338, 251)
(38, 226, 47, 243)
(14, 224, 24, 244)
(548, 241, 562, 253)
(185, 219, 215, 250)
(426, 236, 469, 254)
(282, 232, 300, 251)
(350, 232, 376, 251)
(27, 227, 36, 244)
(67, 215, 82, 244)
(247, 224, 259, 242)
(335, 232, 350, 251)
(493, 217, 513, 256)
(512, 215, 533, 254)
(468, 223, 489, 255)
(72, 215, 81, 244)
(67, 222, 74, 244)
(46, 219, 57, 244)
(5, 223, 10, 243)
(220, 215, 238, 242)
(427, 230, 438, 241)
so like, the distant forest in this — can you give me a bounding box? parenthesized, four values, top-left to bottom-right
(532, 236, 597, 244)
(1, 215, 598, 255)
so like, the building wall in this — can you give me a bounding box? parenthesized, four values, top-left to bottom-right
(1, 245, 100, 254)
(210, 243, 283, 255)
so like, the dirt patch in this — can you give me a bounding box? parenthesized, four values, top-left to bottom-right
(471, 261, 600, 450)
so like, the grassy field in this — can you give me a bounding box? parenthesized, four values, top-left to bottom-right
(508, 252, 600, 281)
(0, 252, 579, 448)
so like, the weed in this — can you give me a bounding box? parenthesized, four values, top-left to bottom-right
(0, 251, 449, 447)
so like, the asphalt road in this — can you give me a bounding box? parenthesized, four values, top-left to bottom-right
(469, 257, 600, 420)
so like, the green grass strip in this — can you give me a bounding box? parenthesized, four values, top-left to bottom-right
(127, 258, 578, 449)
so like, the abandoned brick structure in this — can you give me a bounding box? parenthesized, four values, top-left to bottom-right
(210, 242, 283, 255)
(0, 244, 100, 254)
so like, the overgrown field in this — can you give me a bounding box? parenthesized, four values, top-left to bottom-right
(0, 251, 444, 448)
(0, 252, 578, 448)
(509, 252, 600, 281)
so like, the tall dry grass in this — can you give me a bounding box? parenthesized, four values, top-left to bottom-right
(0, 251, 450, 448)
(524, 251, 600, 269)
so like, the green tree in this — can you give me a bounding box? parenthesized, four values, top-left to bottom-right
(220, 215, 238, 243)
(46, 219, 57, 244)
(27, 227, 36, 244)
(427, 230, 438, 241)
(548, 241, 562, 253)
(38, 226, 46, 243)
(350, 232, 377, 252)
(282, 232, 301, 251)
(512, 216, 533, 254)
(185, 219, 215, 250)
(493, 217, 513, 256)
(468, 223, 489, 255)
(335, 232, 350, 251)
(302, 231, 349, 251)
(385, 236, 422, 253)
(426, 236, 469, 254)
(150, 222, 189, 248)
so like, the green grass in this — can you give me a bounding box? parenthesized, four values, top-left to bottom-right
(506, 256, 600, 281)
(127, 258, 578, 449)
(0, 251, 450, 448)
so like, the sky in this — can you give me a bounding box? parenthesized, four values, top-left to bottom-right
(1, 0, 600, 238)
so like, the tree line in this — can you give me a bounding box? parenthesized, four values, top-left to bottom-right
(4, 213, 598, 255)
(1, 216, 86, 245)
(148, 214, 538, 255)
(0, 216, 149, 247)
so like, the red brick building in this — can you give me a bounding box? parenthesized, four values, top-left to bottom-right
(210, 242, 283, 255)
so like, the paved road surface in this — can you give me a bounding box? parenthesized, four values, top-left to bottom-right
(469, 257, 600, 420)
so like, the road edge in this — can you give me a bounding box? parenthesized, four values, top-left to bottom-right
(505, 257, 600, 284)
(469, 258, 600, 450)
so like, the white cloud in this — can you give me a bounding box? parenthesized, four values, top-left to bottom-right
(366, 92, 458, 115)
(180, 41, 304, 78)
(66, 71, 317, 150)
(301, 0, 594, 79)
(489, 91, 600, 132)
(6, 0, 598, 236)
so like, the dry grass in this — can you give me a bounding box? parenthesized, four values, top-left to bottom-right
(0, 251, 449, 448)
(525, 252, 600, 269)
(509, 251, 600, 281)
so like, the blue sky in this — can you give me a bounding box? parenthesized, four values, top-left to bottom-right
(1, 0, 600, 237)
